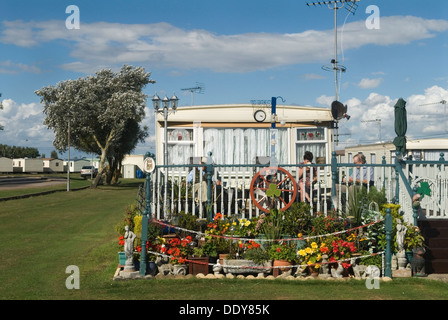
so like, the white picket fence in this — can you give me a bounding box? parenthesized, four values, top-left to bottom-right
(146, 159, 447, 223)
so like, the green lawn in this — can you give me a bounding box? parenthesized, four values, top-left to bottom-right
(1, 179, 447, 302)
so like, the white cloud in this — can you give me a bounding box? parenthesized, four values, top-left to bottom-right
(338, 86, 448, 145)
(0, 99, 53, 148)
(1, 16, 447, 74)
(358, 78, 383, 89)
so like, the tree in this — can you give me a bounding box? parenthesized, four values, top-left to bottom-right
(35, 65, 154, 188)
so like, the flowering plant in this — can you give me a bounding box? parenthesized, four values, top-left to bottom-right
(268, 243, 297, 263)
(159, 236, 194, 264)
(328, 238, 357, 268)
(298, 241, 325, 270)
(230, 217, 259, 237)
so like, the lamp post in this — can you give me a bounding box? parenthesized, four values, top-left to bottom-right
(67, 111, 71, 192)
(152, 92, 179, 219)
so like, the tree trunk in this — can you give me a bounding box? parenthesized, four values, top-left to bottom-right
(92, 147, 107, 188)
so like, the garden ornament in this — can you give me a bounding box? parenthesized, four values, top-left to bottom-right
(331, 262, 344, 278)
(124, 226, 137, 270)
(364, 265, 380, 279)
(411, 247, 427, 277)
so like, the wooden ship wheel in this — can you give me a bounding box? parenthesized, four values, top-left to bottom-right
(249, 166, 297, 213)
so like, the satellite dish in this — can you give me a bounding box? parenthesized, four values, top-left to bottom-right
(331, 100, 349, 120)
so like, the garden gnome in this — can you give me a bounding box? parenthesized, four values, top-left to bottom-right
(124, 225, 137, 270)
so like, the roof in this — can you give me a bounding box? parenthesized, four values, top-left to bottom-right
(155, 104, 333, 123)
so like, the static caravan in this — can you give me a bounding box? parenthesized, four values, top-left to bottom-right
(344, 138, 448, 164)
(0, 157, 13, 173)
(43, 158, 64, 173)
(64, 159, 91, 173)
(154, 104, 335, 166)
(12, 158, 44, 173)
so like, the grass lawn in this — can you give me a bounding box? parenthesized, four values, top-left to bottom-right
(1, 179, 447, 303)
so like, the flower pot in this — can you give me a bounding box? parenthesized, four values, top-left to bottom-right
(222, 259, 272, 275)
(273, 259, 292, 277)
(172, 264, 188, 275)
(219, 254, 229, 265)
(118, 252, 126, 266)
(188, 256, 211, 275)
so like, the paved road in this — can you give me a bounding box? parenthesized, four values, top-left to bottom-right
(0, 176, 66, 190)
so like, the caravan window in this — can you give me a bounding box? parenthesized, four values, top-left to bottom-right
(295, 127, 327, 163)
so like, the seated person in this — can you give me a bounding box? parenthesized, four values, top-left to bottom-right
(297, 151, 317, 202)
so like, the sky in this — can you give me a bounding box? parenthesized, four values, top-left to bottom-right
(0, 0, 447, 159)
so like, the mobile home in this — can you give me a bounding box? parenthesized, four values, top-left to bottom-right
(154, 103, 335, 166)
(0, 157, 13, 173)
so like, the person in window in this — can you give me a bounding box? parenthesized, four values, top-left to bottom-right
(297, 151, 317, 202)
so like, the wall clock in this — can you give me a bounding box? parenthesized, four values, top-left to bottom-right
(254, 110, 266, 122)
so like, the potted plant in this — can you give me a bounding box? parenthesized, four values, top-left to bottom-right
(404, 223, 426, 265)
(297, 241, 325, 276)
(268, 242, 296, 276)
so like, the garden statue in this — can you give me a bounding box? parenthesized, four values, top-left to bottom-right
(396, 218, 408, 269)
(213, 260, 222, 275)
(331, 262, 344, 278)
(411, 247, 427, 277)
(124, 225, 137, 271)
(155, 256, 172, 275)
(351, 257, 366, 278)
(293, 265, 305, 277)
(396, 218, 407, 253)
(364, 265, 380, 279)
(320, 255, 330, 278)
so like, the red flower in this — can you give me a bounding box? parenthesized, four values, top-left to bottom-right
(276, 247, 281, 253)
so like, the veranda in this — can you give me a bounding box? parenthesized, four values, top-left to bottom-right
(147, 151, 447, 224)
(114, 151, 447, 279)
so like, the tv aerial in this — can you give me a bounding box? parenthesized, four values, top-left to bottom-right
(419, 100, 447, 132)
(181, 82, 205, 106)
(306, 0, 361, 101)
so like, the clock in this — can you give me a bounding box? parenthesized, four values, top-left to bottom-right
(254, 110, 266, 122)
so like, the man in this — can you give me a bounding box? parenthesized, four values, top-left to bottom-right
(346, 152, 374, 188)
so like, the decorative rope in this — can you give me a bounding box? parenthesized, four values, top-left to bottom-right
(146, 249, 385, 270)
(152, 218, 382, 243)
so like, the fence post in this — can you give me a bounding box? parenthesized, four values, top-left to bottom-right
(140, 152, 155, 276)
(331, 151, 337, 210)
(384, 207, 393, 278)
(206, 152, 213, 222)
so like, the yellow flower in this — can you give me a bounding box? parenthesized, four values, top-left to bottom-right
(297, 233, 303, 238)
(298, 249, 306, 256)
(311, 242, 318, 249)
(307, 260, 313, 266)
(245, 220, 251, 227)
(317, 254, 322, 261)
(320, 242, 326, 248)
(305, 247, 313, 254)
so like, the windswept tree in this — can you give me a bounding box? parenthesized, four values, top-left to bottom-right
(36, 65, 154, 188)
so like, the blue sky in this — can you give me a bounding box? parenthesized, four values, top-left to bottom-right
(0, 0, 447, 158)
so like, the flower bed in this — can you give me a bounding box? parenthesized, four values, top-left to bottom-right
(114, 201, 424, 279)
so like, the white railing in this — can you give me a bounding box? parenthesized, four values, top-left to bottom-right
(148, 157, 447, 222)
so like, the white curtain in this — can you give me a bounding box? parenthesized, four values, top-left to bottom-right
(203, 128, 288, 164)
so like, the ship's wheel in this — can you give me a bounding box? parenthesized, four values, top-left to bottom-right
(249, 166, 297, 213)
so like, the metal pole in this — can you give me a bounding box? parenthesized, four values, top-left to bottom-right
(164, 106, 169, 219)
(385, 207, 392, 277)
(139, 170, 151, 276)
(333, 2, 338, 101)
(67, 116, 70, 192)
